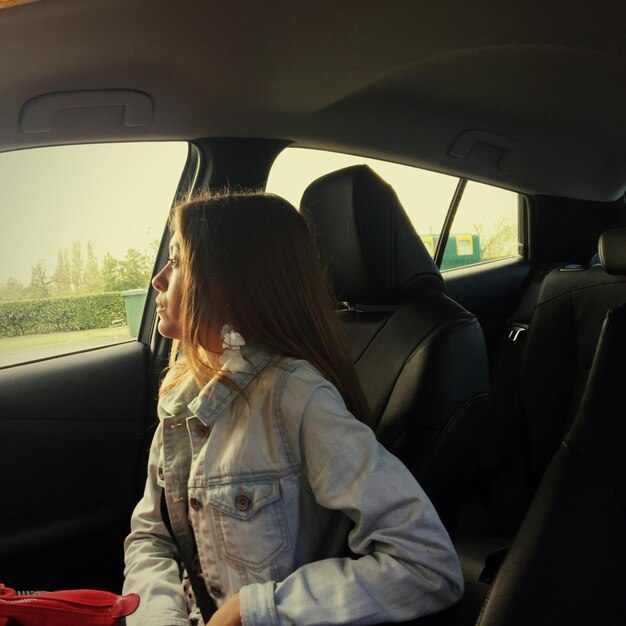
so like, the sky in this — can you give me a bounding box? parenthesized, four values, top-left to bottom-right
(0, 142, 188, 284)
(1, 143, 517, 286)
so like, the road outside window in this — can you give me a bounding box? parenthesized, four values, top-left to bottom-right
(0, 142, 187, 368)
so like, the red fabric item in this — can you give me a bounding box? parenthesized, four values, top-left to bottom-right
(0, 584, 139, 626)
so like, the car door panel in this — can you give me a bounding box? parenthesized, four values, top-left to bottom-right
(0, 342, 152, 591)
(444, 258, 530, 360)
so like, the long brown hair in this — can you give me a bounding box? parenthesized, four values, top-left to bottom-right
(161, 190, 371, 423)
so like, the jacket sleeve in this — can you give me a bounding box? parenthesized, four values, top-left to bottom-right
(122, 423, 190, 626)
(240, 375, 464, 626)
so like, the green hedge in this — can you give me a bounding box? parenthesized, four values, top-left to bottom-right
(0, 292, 127, 337)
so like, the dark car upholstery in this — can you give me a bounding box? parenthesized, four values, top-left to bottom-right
(519, 227, 626, 489)
(460, 227, 626, 582)
(477, 301, 626, 626)
(300, 165, 490, 535)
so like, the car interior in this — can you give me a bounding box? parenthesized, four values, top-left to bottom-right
(0, 1, 625, 624)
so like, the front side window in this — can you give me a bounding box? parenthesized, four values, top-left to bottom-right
(0, 142, 188, 368)
(267, 147, 520, 272)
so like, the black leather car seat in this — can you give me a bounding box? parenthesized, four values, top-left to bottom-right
(477, 301, 626, 626)
(519, 226, 626, 489)
(446, 228, 626, 599)
(300, 165, 490, 535)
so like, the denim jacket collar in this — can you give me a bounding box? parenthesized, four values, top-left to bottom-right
(179, 342, 275, 427)
(158, 372, 197, 420)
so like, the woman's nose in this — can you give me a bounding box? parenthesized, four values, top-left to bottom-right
(152, 265, 168, 291)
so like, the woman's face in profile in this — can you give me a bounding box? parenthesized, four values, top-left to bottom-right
(151, 229, 229, 353)
(152, 231, 183, 339)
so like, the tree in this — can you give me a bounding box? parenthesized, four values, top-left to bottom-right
(474, 217, 518, 262)
(82, 241, 103, 294)
(120, 248, 152, 290)
(102, 248, 152, 291)
(70, 241, 83, 293)
(101, 252, 123, 292)
(0, 277, 26, 302)
(29, 259, 53, 298)
(52, 249, 71, 296)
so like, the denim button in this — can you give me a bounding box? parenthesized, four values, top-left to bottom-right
(209, 584, 224, 598)
(235, 490, 250, 511)
(197, 425, 210, 437)
(189, 497, 202, 511)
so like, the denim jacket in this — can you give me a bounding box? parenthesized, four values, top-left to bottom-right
(123, 343, 463, 626)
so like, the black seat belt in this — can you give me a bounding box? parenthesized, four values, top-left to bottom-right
(160, 491, 217, 623)
(478, 277, 541, 481)
(473, 276, 543, 583)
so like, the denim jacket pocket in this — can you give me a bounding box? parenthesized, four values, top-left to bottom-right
(207, 478, 289, 571)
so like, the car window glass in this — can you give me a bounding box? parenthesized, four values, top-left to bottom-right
(266, 147, 458, 243)
(267, 147, 519, 271)
(0, 141, 187, 368)
(441, 180, 519, 271)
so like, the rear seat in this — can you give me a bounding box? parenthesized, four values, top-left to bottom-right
(476, 300, 626, 626)
(520, 226, 626, 489)
(458, 226, 626, 581)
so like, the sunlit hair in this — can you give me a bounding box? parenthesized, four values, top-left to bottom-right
(161, 190, 371, 423)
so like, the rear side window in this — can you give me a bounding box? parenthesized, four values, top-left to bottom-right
(440, 180, 519, 271)
(0, 142, 187, 368)
(267, 147, 520, 272)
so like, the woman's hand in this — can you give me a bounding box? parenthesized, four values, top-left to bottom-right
(206, 592, 242, 626)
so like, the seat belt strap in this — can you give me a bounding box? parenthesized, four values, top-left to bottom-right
(160, 491, 217, 623)
(478, 275, 542, 478)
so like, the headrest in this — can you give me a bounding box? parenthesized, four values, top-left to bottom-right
(300, 165, 443, 303)
(599, 228, 626, 275)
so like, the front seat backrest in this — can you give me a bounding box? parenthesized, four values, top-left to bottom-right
(519, 227, 626, 488)
(478, 302, 626, 626)
(300, 165, 490, 535)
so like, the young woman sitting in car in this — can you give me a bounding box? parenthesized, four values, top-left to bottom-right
(123, 191, 463, 626)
